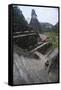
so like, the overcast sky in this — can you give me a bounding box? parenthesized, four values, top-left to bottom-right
(18, 6, 58, 25)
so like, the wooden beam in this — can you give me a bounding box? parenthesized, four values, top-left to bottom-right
(13, 33, 36, 38)
(30, 42, 48, 53)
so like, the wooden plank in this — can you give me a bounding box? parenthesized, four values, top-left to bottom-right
(13, 33, 36, 38)
(30, 42, 48, 53)
(13, 31, 34, 34)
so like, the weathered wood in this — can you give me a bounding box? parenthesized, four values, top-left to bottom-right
(44, 48, 59, 82)
(13, 31, 34, 35)
(13, 33, 36, 38)
(30, 42, 48, 53)
(45, 48, 58, 71)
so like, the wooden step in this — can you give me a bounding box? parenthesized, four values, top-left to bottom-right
(30, 42, 50, 53)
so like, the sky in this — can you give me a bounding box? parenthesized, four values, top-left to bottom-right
(18, 6, 58, 25)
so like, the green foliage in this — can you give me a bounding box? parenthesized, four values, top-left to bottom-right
(45, 32, 58, 49)
(12, 6, 28, 32)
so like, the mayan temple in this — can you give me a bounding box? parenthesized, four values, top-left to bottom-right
(30, 9, 41, 33)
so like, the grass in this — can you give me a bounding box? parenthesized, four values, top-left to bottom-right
(44, 32, 58, 49)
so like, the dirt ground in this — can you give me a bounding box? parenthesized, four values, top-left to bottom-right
(13, 47, 49, 85)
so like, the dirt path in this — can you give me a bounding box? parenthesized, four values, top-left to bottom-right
(13, 50, 48, 85)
